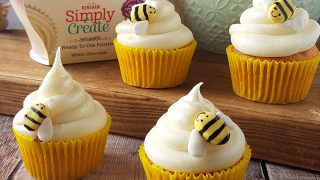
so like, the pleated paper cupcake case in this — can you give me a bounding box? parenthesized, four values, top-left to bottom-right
(139, 144, 252, 180)
(13, 116, 111, 180)
(226, 45, 320, 104)
(114, 40, 197, 88)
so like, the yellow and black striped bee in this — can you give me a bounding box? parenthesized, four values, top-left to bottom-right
(268, 0, 296, 23)
(130, 4, 157, 24)
(24, 103, 51, 132)
(194, 111, 230, 145)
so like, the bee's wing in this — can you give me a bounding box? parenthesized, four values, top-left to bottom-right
(134, 21, 149, 35)
(38, 117, 53, 142)
(284, 9, 308, 32)
(216, 112, 234, 129)
(188, 129, 207, 158)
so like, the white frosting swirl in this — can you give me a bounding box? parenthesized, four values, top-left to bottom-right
(13, 48, 108, 140)
(116, 0, 194, 49)
(230, 0, 320, 57)
(144, 83, 246, 173)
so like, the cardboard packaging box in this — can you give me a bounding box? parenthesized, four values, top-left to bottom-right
(11, 0, 127, 65)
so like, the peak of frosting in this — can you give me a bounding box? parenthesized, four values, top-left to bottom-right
(39, 48, 73, 98)
(166, 83, 214, 130)
(252, 0, 273, 12)
(144, 83, 246, 173)
(182, 82, 204, 102)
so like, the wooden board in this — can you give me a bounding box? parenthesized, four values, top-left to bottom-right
(0, 30, 319, 171)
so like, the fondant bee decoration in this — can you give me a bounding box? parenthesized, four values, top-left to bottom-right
(194, 111, 231, 145)
(24, 103, 53, 142)
(268, 0, 296, 23)
(130, 4, 158, 35)
(188, 111, 233, 158)
(130, 4, 157, 24)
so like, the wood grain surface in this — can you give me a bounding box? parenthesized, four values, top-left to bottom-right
(0, 115, 21, 180)
(266, 163, 320, 180)
(1, 114, 320, 180)
(0, 30, 319, 171)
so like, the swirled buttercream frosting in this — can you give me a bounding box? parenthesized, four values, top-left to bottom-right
(230, 0, 320, 57)
(13, 48, 108, 140)
(116, 0, 194, 49)
(144, 83, 246, 173)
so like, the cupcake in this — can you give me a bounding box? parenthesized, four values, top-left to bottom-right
(139, 83, 251, 179)
(115, 0, 197, 88)
(228, 0, 320, 104)
(12, 48, 111, 180)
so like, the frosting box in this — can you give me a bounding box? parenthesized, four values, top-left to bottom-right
(11, 0, 128, 65)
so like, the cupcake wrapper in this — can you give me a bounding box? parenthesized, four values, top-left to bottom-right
(13, 116, 112, 180)
(114, 40, 197, 88)
(139, 144, 251, 180)
(226, 45, 320, 104)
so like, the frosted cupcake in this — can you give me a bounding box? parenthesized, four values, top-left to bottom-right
(227, 0, 320, 104)
(115, 0, 197, 88)
(139, 83, 251, 179)
(12, 48, 111, 180)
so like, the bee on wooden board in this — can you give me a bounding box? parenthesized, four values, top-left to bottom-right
(268, 0, 297, 23)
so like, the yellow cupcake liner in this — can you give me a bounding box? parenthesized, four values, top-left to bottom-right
(226, 45, 320, 104)
(13, 116, 112, 180)
(139, 144, 251, 180)
(114, 39, 197, 88)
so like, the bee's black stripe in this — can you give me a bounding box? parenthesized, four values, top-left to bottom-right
(31, 107, 46, 119)
(207, 123, 226, 143)
(283, 0, 294, 16)
(199, 115, 220, 135)
(275, 2, 288, 21)
(134, 6, 142, 21)
(143, 4, 149, 21)
(24, 124, 35, 131)
(218, 134, 230, 145)
(25, 114, 41, 125)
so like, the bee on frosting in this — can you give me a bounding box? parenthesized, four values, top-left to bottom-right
(267, 0, 296, 23)
(24, 103, 50, 131)
(130, 4, 158, 24)
(194, 111, 231, 145)
(24, 103, 53, 142)
(188, 110, 233, 158)
(129, 3, 158, 35)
